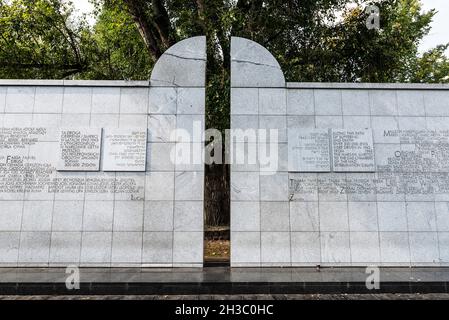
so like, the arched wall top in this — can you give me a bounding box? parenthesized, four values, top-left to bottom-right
(231, 37, 285, 88)
(150, 36, 206, 87)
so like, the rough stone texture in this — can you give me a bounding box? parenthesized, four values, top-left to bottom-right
(231, 37, 285, 88)
(230, 36, 449, 267)
(150, 36, 206, 87)
(0, 37, 205, 267)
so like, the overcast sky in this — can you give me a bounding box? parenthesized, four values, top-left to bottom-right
(72, 0, 448, 53)
(420, 0, 449, 52)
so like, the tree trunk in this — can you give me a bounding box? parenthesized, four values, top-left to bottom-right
(204, 163, 229, 227)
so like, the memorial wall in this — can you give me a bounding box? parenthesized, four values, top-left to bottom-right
(0, 37, 206, 267)
(230, 37, 449, 267)
(3, 35, 449, 269)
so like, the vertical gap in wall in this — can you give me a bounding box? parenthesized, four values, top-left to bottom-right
(203, 35, 231, 267)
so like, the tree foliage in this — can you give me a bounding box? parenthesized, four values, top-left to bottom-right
(1, 0, 447, 83)
(82, 1, 152, 79)
(0, 0, 152, 79)
(0, 0, 92, 78)
(405, 44, 449, 83)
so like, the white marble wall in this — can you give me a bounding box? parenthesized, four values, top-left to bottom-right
(230, 37, 449, 267)
(0, 37, 206, 267)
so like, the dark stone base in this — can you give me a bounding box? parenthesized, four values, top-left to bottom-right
(1, 267, 449, 295)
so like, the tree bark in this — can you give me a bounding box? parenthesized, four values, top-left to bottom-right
(204, 163, 230, 227)
(151, 0, 174, 48)
(122, 0, 165, 59)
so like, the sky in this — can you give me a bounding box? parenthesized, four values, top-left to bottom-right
(71, 0, 95, 24)
(71, 0, 449, 53)
(420, 0, 449, 52)
(72, 0, 94, 13)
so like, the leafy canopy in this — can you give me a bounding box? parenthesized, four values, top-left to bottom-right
(1, 0, 447, 83)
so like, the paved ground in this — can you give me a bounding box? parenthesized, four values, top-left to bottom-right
(1, 294, 449, 300)
(2, 267, 449, 283)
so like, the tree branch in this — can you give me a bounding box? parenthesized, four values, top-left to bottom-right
(151, 0, 174, 48)
(0, 63, 84, 70)
(122, 0, 163, 60)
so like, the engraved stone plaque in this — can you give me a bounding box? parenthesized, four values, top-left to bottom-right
(332, 129, 375, 172)
(375, 130, 449, 173)
(102, 129, 147, 172)
(57, 128, 102, 171)
(288, 129, 331, 172)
